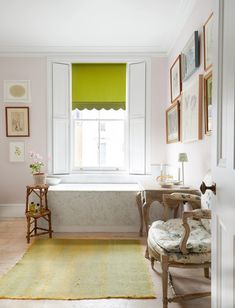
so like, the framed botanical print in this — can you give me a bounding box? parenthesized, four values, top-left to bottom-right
(9, 141, 25, 162)
(170, 55, 182, 102)
(204, 71, 212, 134)
(181, 31, 200, 81)
(181, 75, 203, 143)
(4, 80, 31, 103)
(166, 100, 180, 143)
(203, 13, 213, 71)
(5, 107, 30, 137)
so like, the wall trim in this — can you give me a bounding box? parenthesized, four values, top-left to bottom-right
(0, 204, 25, 217)
(0, 46, 167, 58)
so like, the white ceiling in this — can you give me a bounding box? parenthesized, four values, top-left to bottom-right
(0, 0, 196, 54)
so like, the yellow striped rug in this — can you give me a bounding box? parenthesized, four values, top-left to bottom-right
(0, 239, 156, 300)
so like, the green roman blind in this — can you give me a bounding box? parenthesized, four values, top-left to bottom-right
(72, 63, 126, 110)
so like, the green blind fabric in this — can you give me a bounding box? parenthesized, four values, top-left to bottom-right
(72, 63, 126, 110)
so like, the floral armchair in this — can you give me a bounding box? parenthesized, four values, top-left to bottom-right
(147, 192, 211, 308)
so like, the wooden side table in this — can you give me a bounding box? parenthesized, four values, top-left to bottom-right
(137, 180, 200, 236)
(25, 184, 53, 243)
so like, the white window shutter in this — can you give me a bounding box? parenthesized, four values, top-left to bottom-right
(129, 62, 146, 174)
(52, 62, 70, 174)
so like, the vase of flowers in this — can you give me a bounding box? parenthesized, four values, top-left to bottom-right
(29, 151, 46, 185)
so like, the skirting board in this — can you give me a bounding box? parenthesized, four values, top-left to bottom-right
(0, 204, 25, 217)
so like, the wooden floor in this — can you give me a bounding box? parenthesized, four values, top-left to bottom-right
(0, 218, 211, 308)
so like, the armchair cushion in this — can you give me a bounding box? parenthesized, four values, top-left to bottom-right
(148, 238, 211, 264)
(149, 218, 211, 254)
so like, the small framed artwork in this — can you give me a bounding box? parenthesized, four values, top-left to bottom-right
(9, 142, 25, 162)
(170, 55, 182, 102)
(181, 75, 203, 143)
(181, 31, 200, 81)
(204, 71, 212, 134)
(166, 100, 180, 144)
(5, 107, 30, 137)
(4, 80, 31, 103)
(203, 13, 213, 71)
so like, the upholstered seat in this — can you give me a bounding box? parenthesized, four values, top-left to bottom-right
(148, 219, 211, 264)
(147, 184, 213, 308)
(149, 218, 211, 254)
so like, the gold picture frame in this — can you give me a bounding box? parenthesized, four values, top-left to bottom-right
(170, 55, 182, 102)
(166, 100, 180, 144)
(204, 71, 212, 134)
(203, 13, 213, 71)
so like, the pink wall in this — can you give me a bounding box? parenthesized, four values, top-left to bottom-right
(0, 56, 167, 204)
(166, 0, 213, 187)
(0, 1, 213, 206)
(0, 57, 47, 203)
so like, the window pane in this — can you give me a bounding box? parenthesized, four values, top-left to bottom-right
(74, 121, 99, 168)
(72, 109, 99, 120)
(99, 121, 125, 168)
(99, 109, 125, 119)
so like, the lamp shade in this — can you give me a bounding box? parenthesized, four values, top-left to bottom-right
(178, 153, 188, 162)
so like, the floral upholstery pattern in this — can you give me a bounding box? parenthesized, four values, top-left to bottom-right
(170, 193, 201, 202)
(200, 190, 212, 233)
(169, 192, 211, 233)
(148, 218, 211, 254)
(148, 235, 211, 264)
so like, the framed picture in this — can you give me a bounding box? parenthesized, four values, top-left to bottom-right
(204, 71, 212, 134)
(181, 75, 203, 143)
(181, 31, 200, 81)
(170, 55, 182, 102)
(166, 100, 180, 144)
(5, 107, 30, 137)
(203, 13, 213, 71)
(9, 142, 25, 162)
(4, 80, 31, 103)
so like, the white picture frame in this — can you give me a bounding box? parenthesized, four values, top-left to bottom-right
(9, 141, 25, 162)
(4, 80, 31, 103)
(181, 75, 203, 143)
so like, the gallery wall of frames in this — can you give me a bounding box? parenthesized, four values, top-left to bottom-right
(166, 13, 213, 144)
(3, 80, 31, 162)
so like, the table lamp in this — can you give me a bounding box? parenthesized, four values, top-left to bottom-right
(178, 153, 188, 185)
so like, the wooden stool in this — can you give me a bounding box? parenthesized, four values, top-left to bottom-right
(25, 184, 53, 243)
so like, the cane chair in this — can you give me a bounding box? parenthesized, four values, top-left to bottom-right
(147, 191, 211, 308)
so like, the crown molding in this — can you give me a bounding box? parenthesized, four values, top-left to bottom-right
(0, 45, 167, 58)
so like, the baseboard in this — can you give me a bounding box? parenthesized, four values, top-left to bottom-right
(0, 203, 25, 217)
(53, 225, 139, 233)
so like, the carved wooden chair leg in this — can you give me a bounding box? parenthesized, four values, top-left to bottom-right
(26, 217, 31, 243)
(162, 256, 169, 308)
(48, 213, 52, 238)
(136, 192, 143, 236)
(150, 257, 155, 269)
(34, 219, 37, 235)
(204, 267, 210, 279)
